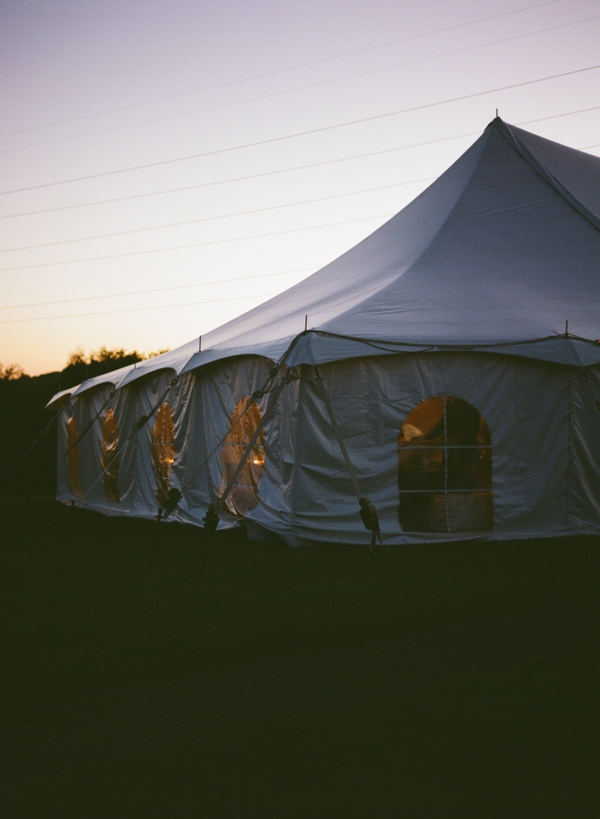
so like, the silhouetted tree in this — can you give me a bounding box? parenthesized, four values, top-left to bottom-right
(0, 347, 169, 496)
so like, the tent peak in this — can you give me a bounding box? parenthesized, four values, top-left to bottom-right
(485, 115, 505, 130)
(488, 116, 600, 235)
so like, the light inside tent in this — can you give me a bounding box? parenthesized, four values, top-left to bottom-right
(219, 397, 266, 516)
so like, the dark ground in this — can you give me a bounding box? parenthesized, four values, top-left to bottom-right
(1, 497, 599, 817)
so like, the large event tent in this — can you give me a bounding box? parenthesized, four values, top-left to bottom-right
(50, 117, 600, 544)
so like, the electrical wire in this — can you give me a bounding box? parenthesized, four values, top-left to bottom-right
(0, 137, 475, 219)
(3, 62, 598, 197)
(0, 0, 562, 139)
(0, 293, 278, 324)
(0, 178, 434, 254)
(3, 11, 595, 156)
(3, 103, 600, 221)
(0, 213, 392, 273)
(0, 218, 412, 323)
(0, 267, 317, 311)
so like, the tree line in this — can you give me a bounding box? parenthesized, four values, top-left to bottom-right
(0, 347, 167, 496)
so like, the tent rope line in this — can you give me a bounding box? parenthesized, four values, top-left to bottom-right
(76, 378, 178, 504)
(67, 331, 302, 520)
(176, 332, 304, 498)
(0, 408, 62, 488)
(56, 326, 600, 511)
(214, 372, 298, 518)
(0, 401, 58, 462)
(173, 334, 309, 524)
(50, 117, 600, 544)
(189, 369, 300, 552)
(64, 390, 116, 457)
(304, 329, 600, 355)
(178, 374, 281, 497)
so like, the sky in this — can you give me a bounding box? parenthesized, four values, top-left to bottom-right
(1, 0, 600, 375)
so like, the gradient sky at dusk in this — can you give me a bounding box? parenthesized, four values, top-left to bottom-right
(2, 0, 600, 374)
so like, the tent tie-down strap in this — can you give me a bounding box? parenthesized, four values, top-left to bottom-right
(178, 368, 282, 498)
(161, 364, 290, 528)
(162, 387, 267, 526)
(313, 366, 382, 554)
(0, 406, 62, 489)
(169, 388, 263, 526)
(212, 371, 298, 520)
(65, 390, 116, 457)
(78, 378, 178, 504)
(0, 400, 61, 463)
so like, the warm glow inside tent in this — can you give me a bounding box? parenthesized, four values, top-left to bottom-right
(50, 118, 600, 544)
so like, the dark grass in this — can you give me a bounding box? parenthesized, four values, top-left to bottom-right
(1, 497, 599, 816)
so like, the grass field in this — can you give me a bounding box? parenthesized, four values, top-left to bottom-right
(2, 496, 599, 816)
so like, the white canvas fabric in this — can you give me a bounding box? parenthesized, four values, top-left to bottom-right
(51, 119, 600, 543)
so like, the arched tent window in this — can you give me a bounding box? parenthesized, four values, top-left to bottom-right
(152, 403, 175, 505)
(66, 416, 82, 497)
(219, 397, 266, 516)
(398, 396, 492, 533)
(101, 409, 120, 503)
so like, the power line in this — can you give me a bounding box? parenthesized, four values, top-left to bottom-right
(0, 213, 392, 272)
(0, 267, 317, 311)
(3, 62, 598, 197)
(0, 0, 562, 139)
(3, 103, 600, 221)
(1, 111, 599, 272)
(0, 138, 476, 219)
(4, 11, 595, 156)
(521, 104, 600, 126)
(0, 178, 434, 254)
(0, 293, 280, 324)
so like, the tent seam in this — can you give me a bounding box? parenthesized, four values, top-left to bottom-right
(491, 118, 600, 236)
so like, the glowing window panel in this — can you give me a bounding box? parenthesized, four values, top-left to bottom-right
(398, 396, 492, 533)
(101, 409, 120, 503)
(219, 397, 266, 516)
(152, 403, 175, 505)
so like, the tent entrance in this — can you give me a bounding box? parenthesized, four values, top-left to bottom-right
(398, 396, 492, 533)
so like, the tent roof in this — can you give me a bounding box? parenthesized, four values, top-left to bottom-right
(55, 117, 600, 402)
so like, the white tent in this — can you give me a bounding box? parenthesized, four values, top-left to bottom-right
(51, 117, 600, 544)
